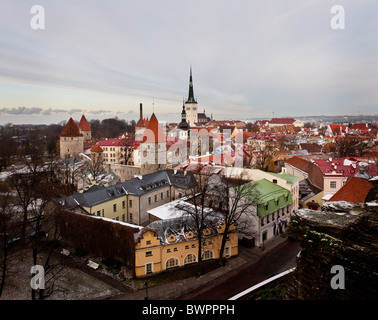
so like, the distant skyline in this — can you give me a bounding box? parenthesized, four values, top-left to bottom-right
(1, 0, 377, 125)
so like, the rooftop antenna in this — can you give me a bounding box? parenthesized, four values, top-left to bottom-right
(152, 96, 155, 114)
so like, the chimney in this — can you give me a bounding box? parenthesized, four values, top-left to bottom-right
(140, 103, 143, 119)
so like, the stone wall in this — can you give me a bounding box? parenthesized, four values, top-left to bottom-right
(286, 202, 378, 299)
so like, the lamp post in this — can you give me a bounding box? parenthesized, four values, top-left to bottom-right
(144, 281, 148, 300)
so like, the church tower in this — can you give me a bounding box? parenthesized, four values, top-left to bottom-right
(184, 67, 198, 127)
(177, 100, 190, 140)
(140, 113, 167, 175)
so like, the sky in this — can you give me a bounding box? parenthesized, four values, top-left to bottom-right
(0, 0, 377, 125)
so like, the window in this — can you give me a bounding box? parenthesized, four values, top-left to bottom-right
(261, 217, 264, 226)
(330, 181, 337, 189)
(122, 201, 126, 209)
(202, 250, 214, 260)
(167, 248, 171, 253)
(129, 200, 132, 208)
(155, 195, 157, 202)
(166, 258, 179, 269)
(225, 247, 231, 258)
(148, 197, 151, 205)
(146, 240, 151, 245)
(122, 214, 125, 222)
(113, 204, 117, 212)
(146, 263, 153, 274)
(161, 192, 163, 200)
(129, 213, 133, 223)
(145, 251, 152, 257)
(184, 254, 196, 264)
(97, 210, 100, 216)
(173, 247, 178, 252)
(167, 190, 169, 197)
(185, 245, 189, 249)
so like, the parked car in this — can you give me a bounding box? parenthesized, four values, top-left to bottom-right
(6, 237, 21, 248)
(29, 230, 48, 239)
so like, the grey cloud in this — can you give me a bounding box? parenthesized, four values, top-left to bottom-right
(0, 107, 43, 115)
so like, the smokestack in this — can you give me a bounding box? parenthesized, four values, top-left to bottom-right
(140, 103, 143, 119)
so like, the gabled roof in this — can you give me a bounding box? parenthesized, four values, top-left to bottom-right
(286, 156, 310, 173)
(270, 118, 295, 125)
(60, 118, 83, 137)
(78, 115, 91, 131)
(142, 113, 166, 143)
(329, 177, 372, 203)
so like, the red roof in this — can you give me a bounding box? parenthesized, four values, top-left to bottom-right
(98, 138, 130, 147)
(60, 118, 83, 137)
(270, 118, 295, 125)
(350, 123, 368, 130)
(329, 177, 372, 203)
(136, 117, 145, 128)
(142, 113, 166, 143)
(90, 144, 104, 153)
(329, 124, 348, 134)
(78, 115, 91, 131)
(286, 156, 310, 173)
(312, 158, 378, 177)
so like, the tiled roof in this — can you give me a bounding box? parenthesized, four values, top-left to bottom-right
(329, 177, 372, 203)
(90, 144, 104, 153)
(136, 117, 145, 128)
(60, 118, 83, 137)
(98, 138, 129, 147)
(312, 158, 378, 177)
(286, 156, 310, 173)
(78, 115, 91, 131)
(142, 113, 166, 143)
(270, 118, 295, 124)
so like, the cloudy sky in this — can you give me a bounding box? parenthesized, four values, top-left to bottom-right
(0, 0, 377, 125)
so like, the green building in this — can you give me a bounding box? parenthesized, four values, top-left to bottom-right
(230, 179, 293, 247)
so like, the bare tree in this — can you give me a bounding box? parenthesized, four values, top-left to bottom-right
(335, 134, 369, 157)
(211, 172, 260, 264)
(251, 140, 278, 171)
(175, 165, 215, 274)
(0, 183, 16, 298)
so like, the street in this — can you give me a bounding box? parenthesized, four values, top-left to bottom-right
(177, 238, 301, 300)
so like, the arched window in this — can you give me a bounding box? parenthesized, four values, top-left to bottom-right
(202, 250, 214, 260)
(184, 254, 196, 265)
(166, 257, 179, 269)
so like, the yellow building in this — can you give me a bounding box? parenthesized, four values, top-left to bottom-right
(134, 216, 238, 277)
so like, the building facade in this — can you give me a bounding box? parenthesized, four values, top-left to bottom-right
(134, 215, 238, 277)
(230, 178, 293, 247)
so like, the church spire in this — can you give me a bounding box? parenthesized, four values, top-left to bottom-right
(186, 66, 197, 104)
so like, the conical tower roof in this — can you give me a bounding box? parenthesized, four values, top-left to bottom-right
(60, 118, 83, 137)
(78, 115, 91, 131)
